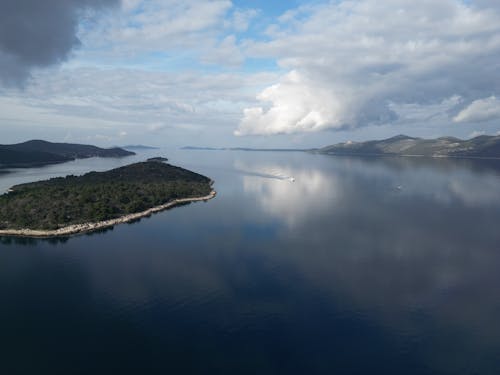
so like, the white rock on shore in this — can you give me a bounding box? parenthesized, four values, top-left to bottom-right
(0, 190, 216, 238)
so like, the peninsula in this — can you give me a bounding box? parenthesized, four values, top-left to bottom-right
(0, 161, 215, 237)
(0, 140, 135, 168)
(317, 134, 500, 158)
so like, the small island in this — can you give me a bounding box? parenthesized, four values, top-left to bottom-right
(0, 161, 215, 238)
(147, 156, 169, 162)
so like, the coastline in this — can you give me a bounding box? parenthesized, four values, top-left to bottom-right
(316, 152, 500, 160)
(0, 189, 216, 238)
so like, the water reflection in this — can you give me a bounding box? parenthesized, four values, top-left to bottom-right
(240, 156, 500, 223)
(1, 152, 500, 374)
(0, 235, 70, 246)
(235, 155, 500, 373)
(237, 160, 341, 227)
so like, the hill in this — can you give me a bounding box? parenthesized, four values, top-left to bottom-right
(0, 140, 135, 168)
(318, 135, 500, 158)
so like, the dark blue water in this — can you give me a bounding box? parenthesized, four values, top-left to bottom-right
(1, 151, 500, 375)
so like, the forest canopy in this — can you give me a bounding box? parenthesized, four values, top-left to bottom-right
(0, 161, 212, 230)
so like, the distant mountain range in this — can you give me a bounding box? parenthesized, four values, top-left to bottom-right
(0, 140, 135, 168)
(318, 135, 500, 158)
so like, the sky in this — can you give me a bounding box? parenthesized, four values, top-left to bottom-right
(1, 0, 500, 148)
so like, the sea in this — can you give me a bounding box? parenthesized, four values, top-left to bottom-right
(1, 149, 499, 374)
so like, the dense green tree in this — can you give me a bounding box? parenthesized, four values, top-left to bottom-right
(0, 162, 212, 230)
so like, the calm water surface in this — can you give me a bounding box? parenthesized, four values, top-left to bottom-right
(1, 150, 500, 374)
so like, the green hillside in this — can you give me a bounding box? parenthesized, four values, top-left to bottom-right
(0, 161, 212, 230)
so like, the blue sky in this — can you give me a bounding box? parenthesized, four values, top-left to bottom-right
(1, 0, 500, 147)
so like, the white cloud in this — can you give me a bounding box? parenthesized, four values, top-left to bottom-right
(76, 0, 238, 67)
(116, 0, 232, 43)
(227, 8, 259, 32)
(236, 70, 343, 135)
(0, 66, 279, 144)
(454, 96, 500, 123)
(237, 0, 500, 135)
(3, 0, 500, 146)
(201, 35, 244, 66)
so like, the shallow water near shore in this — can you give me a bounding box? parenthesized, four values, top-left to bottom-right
(1, 149, 500, 374)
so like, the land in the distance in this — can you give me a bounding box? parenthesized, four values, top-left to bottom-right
(0, 140, 134, 168)
(123, 144, 159, 150)
(318, 134, 500, 158)
(181, 146, 311, 152)
(184, 134, 500, 159)
(0, 161, 214, 236)
(147, 156, 169, 162)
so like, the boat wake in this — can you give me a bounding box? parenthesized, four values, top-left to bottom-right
(234, 161, 296, 182)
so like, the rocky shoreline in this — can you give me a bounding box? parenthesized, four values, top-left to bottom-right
(0, 190, 216, 238)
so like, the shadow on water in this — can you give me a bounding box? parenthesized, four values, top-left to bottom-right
(0, 226, 118, 246)
(0, 235, 70, 246)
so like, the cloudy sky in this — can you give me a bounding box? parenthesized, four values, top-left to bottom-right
(1, 0, 500, 147)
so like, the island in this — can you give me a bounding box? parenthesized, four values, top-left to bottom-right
(147, 157, 169, 162)
(0, 161, 215, 237)
(123, 144, 159, 150)
(317, 134, 500, 158)
(0, 140, 135, 169)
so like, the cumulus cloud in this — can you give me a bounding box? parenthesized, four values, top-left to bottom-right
(454, 96, 500, 123)
(236, 70, 343, 135)
(0, 0, 119, 85)
(237, 0, 500, 135)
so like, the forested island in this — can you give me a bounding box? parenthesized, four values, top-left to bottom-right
(0, 161, 215, 237)
(0, 140, 134, 168)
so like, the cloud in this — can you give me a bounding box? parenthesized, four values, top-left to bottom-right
(78, 0, 250, 72)
(0, 66, 279, 145)
(0, 0, 119, 85)
(227, 8, 259, 33)
(86, 0, 232, 54)
(454, 96, 500, 123)
(201, 35, 245, 67)
(236, 70, 343, 135)
(237, 0, 500, 135)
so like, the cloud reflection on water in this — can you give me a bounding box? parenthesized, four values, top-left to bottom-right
(237, 160, 342, 227)
(2, 153, 500, 374)
(235, 155, 500, 373)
